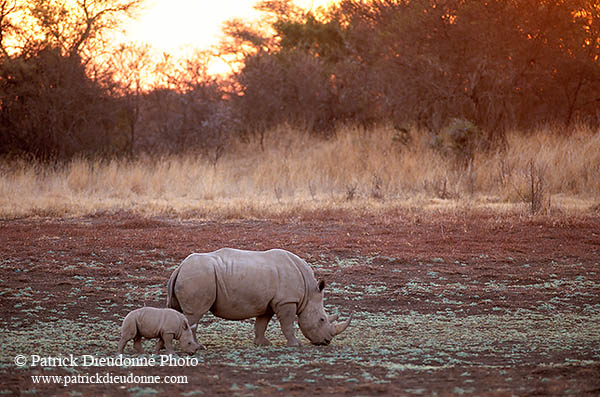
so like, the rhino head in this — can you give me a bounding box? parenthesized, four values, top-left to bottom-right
(180, 323, 201, 355)
(297, 280, 352, 345)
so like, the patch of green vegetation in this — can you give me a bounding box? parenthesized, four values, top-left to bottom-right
(311, 255, 378, 270)
(13, 287, 34, 298)
(128, 386, 159, 396)
(181, 391, 204, 396)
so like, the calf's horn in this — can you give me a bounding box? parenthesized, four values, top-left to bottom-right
(328, 314, 339, 323)
(334, 313, 352, 336)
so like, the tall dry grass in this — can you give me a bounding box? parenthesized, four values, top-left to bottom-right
(1, 124, 598, 219)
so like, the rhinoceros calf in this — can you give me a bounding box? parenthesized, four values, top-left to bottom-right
(118, 307, 200, 355)
(167, 248, 352, 347)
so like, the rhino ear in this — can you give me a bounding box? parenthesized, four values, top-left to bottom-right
(182, 321, 189, 330)
(318, 279, 325, 292)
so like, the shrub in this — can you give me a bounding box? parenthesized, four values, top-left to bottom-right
(430, 118, 486, 167)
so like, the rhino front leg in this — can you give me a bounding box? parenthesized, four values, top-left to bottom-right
(276, 303, 301, 347)
(254, 311, 274, 346)
(153, 338, 165, 354)
(162, 333, 176, 355)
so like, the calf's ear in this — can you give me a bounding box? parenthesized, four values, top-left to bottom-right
(318, 279, 325, 292)
(183, 321, 189, 330)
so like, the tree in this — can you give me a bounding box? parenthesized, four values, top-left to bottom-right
(236, 49, 335, 137)
(26, 0, 144, 59)
(274, 12, 347, 63)
(0, 0, 145, 160)
(0, 1, 24, 57)
(333, 0, 600, 133)
(229, 1, 348, 136)
(130, 49, 236, 163)
(225, 0, 600, 137)
(107, 42, 153, 156)
(0, 46, 126, 159)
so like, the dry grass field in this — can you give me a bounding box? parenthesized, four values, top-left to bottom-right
(1, 125, 599, 220)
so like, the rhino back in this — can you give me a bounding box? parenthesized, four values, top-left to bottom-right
(135, 307, 184, 338)
(176, 249, 311, 320)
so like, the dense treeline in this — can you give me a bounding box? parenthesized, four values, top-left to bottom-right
(236, 0, 600, 136)
(1, 0, 599, 160)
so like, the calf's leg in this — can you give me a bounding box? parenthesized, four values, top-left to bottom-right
(162, 333, 176, 355)
(118, 319, 137, 354)
(117, 337, 129, 354)
(153, 338, 165, 354)
(133, 336, 144, 353)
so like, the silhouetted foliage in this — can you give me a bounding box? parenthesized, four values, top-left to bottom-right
(1, 0, 599, 161)
(274, 13, 347, 63)
(0, 47, 127, 159)
(138, 81, 234, 164)
(231, 0, 600, 139)
(236, 50, 335, 136)
(0, 0, 142, 160)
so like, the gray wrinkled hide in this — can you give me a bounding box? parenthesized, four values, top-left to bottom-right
(167, 248, 351, 347)
(118, 307, 199, 355)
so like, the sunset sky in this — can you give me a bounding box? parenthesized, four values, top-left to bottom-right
(126, 0, 336, 53)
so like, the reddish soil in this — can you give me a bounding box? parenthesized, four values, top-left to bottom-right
(1, 210, 599, 395)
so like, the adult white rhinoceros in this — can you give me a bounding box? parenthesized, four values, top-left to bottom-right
(167, 248, 352, 347)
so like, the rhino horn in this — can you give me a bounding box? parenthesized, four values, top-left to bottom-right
(328, 314, 339, 323)
(334, 313, 352, 336)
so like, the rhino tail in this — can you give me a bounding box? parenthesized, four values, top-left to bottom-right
(166, 265, 182, 312)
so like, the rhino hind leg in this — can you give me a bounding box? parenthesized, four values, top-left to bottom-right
(173, 264, 216, 347)
(276, 303, 301, 347)
(182, 310, 209, 347)
(118, 317, 138, 354)
(118, 332, 133, 354)
(133, 336, 144, 353)
(254, 311, 274, 346)
(117, 337, 128, 354)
